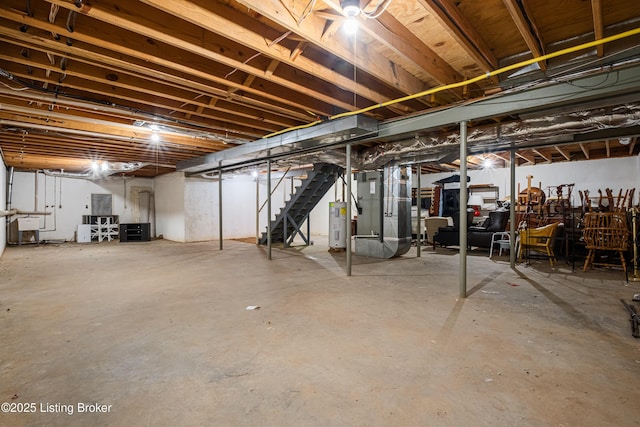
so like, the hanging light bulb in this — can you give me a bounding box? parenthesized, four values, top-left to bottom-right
(343, 16, 358, 35)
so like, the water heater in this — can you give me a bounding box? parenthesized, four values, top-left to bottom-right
(328, 201, 347, 248)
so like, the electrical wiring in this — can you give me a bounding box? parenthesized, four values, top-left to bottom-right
(361, 0, 393, 20)
(298, 0, 317, 25)
(0, 80, 29, 91)
(263, 26, 640, 139)
(224, 30, 292, 79)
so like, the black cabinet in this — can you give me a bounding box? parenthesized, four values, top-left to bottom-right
(119, 223, 151, 242)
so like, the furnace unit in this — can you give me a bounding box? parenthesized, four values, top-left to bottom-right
(354, 165, 412, 258)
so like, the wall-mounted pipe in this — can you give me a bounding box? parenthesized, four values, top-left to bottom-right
(7, 167, 13, 211)
(34, 170, 39, 212)
(139, 190, 156, 238)
(6, 166, 14, 237)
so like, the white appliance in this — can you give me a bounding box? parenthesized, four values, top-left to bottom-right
(77, 224, 92, 243)
(329, 201, 347, 248)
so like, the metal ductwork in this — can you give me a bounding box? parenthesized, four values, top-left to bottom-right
(355, 103, 640, 169)
(177, 115, 378, 174)
(42, 162, 147, 179)
(177, 63, 640, 175)
(263, 103, 640, 171)
(354, 165, 412, 259)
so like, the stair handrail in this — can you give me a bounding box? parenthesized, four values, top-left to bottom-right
(258, 166, 292, 214)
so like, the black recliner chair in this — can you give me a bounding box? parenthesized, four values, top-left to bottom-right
(468, 210, 510, 248)
(433, 209, 475, 248)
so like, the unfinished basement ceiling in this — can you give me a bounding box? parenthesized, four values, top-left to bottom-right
(1, 0, 640, 177)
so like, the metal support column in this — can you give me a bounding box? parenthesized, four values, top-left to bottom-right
(510, 150, 517, 267)
(267, 156, 272, 260)
(416, 164, 422, 257)
(459, 121, 468, 298)
(346, 143, 352, 276)
(218, 162, 223, 250)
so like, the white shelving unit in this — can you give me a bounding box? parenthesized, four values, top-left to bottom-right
(469, 184, 500, 216)
(83, 215, 119, 242)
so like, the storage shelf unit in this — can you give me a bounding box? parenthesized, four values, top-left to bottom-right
(82, 215, 119, 242)
(120, 223, 151, 242)
(411, 187, 436, 215)
(469, 184, 500, 216)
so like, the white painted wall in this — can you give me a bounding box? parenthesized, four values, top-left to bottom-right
(185, 178, 216, 242)
(154, 172, 265, 242)
(155, 172, 186, 242)
(417, 156, 640, 207)
(220, 174, 262, 240)
(9, 171, 154, 242)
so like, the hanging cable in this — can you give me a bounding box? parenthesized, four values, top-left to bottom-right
(297, 0, 317, 25)
(224, 30, 291, 79)
(352, 21, 357, 109)
(361, 0, 393, 20)
(0, 80, 29, 91)
(48, 3, 60, 39)
(66, 10, 77, 32)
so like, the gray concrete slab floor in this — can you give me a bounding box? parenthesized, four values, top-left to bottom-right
(1, 238, 640, 426)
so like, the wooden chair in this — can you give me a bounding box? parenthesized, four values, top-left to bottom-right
(582, 212, 629, 272)
(518, 222, 561, 265)
(579, 190, 593, 213)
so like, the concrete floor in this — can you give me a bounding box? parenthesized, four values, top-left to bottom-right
(1, 238, 640, 426)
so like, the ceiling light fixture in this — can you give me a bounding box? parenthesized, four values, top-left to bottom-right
(341, 0, 360, 17)
(619, 137, 632, 145)
(482, 158, 494, 169)
(151, 133, 160, 143)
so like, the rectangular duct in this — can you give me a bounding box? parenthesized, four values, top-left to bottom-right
(178, 115, 378, 175)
